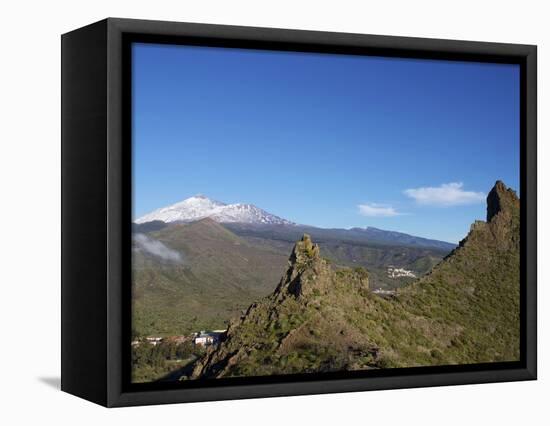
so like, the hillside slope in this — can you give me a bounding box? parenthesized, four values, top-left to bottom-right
(192, 181, 520, 378)
(133, 217, 452, 339)
(132, 218, 289, 336)
(225, 223, 451, 289)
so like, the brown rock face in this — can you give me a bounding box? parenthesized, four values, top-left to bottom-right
(487, 180, 519, 222)
(274, 234, 328, 298)
(273, 234, 368, 299)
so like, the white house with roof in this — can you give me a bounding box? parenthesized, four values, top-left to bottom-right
(193, 330, 226, 346)
(194, 334, 215, 346)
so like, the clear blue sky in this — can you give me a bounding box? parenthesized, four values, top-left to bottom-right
(132, 43, 519, 243)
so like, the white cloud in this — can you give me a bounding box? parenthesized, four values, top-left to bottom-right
(358, 203, 401, 217)
(133, 233, 183, 263)
(404, 182, 485, 207)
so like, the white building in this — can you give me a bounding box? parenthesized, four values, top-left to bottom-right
(193, 330, 227, 346)
(145, 336, 163, 346)
(194, 335, 215, 346)
(387, 266, 416, 278)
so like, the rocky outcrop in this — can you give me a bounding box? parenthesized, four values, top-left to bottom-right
(190, 234, 371, 379)
(274, 234, 324, 298)
(272, 234, 367, 299)
(487, 180, 519, 222)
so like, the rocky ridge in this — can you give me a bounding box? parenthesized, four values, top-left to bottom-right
(189, 181, 520, 379)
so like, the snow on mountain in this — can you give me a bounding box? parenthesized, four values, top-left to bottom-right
(135, 195, 294, 226)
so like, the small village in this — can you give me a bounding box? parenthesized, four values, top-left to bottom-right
(132, 329, 227, 348)
(387, 266, 417, 279)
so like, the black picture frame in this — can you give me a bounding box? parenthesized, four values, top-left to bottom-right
(61, 17, 537, 407)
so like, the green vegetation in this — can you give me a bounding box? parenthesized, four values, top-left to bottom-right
(192, 181, 520, 379)
(132, 218, 289, 336)
(225, 223, 451, 289)
(132, 340, 205, 383)
(132, 217, 449, 340)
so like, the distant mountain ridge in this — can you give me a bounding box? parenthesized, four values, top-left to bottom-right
(135, 195, 455, 251)
(135, 195, 294, 226)
(350, 226, 456, 251)
(224, 222, 455, 253)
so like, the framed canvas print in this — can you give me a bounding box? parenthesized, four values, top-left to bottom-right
(61, 18, 537, 407)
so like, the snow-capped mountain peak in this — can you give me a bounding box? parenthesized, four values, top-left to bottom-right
(169, 194, 226, 210)
(135, 196, 294, 226)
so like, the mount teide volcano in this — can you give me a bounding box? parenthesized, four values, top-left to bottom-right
(135, 195, 294, 226)
(135, 195, 456, 252)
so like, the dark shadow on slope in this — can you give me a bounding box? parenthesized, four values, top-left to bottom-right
(155, 356, 199, 382)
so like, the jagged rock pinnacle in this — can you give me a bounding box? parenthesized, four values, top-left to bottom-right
(273, 234, 368, 300)
(486, 180, 519, 222)
(290, 234, 320, 265)
(274, 234, 324, 298)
